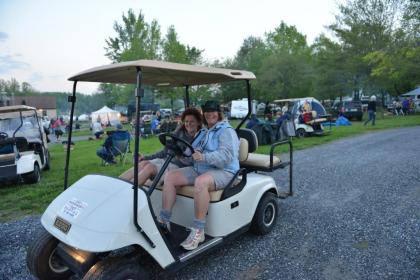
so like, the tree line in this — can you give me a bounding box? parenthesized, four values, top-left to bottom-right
(1, 0, 418, 114)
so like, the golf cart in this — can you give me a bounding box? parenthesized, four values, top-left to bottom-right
(27, 60, 293, 279)
(0, 105, 49, 184)
(274, 97, 329, 138)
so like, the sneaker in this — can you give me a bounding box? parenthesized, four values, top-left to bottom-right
(180, 228, 205, 250)
(157, 218, 171, 233)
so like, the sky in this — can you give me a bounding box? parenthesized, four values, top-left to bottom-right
(0, 0, 341, 94)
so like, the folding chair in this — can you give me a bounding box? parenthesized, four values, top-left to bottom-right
(110, 137, 130, 164)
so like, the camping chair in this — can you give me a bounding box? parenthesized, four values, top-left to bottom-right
(110, 137, 130, 164)
(100, 131, 130, 165)
(141, 123, 152, 138)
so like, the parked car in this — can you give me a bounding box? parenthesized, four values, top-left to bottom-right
(160, 108, 172, 118)
(331, 100, 363, 121)
(0, 105, 50, 184)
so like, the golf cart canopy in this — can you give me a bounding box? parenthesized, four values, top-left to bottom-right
(68, 60, 256, 86)
(0, 105, 37, 115)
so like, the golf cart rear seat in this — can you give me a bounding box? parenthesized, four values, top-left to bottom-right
(237, 128, 292, 172)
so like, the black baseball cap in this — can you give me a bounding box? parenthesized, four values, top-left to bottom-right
(202, 100, 220, 112)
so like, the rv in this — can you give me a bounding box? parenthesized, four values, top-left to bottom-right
(230, 98, 257, 119)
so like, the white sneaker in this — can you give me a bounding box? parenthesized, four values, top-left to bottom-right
(181, 228, 205, 250)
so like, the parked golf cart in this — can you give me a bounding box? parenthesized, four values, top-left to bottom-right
(0, 105, 50, 184)
(274, 97, 329, 138)
(27, 60, 293, 279)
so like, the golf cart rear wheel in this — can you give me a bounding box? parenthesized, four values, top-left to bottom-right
(26, 229, 73, 280)
(296, 128, 306, 138)
(82, 257, 149, 280)
(251, 192, 278, 235)
(23, 163, 41, 184)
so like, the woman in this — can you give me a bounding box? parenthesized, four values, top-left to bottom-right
(119, 108, 202, 187)
(159, 100, 240, 250)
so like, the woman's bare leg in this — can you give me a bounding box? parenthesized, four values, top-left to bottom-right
(193, 174, 216, 220)
(162, 170, 189, 211)
(137, 162, 157, 186)
(119, 160, 150, 181)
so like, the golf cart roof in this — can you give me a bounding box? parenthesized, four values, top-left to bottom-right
(0, 105, 37, 114)
(68, 60, 256, 87)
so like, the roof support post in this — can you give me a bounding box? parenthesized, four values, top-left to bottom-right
(64, 81, 77, 189)
(236, 80, 252, 130)
(185, 85, 190, 107)
(132, 67, 155, 248)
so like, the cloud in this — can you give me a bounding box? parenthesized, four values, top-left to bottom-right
(0, 32, 8, 42)
(0, 54, 30, 74)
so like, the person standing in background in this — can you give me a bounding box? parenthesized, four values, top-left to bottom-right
(364, 95, 377, 126)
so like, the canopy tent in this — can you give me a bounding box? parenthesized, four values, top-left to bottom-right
(401, 87, 420, 97)
(90, 106, 120, 126)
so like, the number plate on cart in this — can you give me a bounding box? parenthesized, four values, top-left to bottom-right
(54, 216, 72, 234)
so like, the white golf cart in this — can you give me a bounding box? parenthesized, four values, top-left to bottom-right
(274, 97, 329, 138)
(0, 105, 50, 184)
(27, 60, 293, 279)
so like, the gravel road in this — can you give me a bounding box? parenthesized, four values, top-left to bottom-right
(1, 126, 419, 280)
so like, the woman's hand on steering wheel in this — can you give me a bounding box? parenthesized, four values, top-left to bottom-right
(158, 133, 194, 157)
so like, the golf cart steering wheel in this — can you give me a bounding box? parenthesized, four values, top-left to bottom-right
(0, 132, 8, 140)
(158, 133, 195, 157)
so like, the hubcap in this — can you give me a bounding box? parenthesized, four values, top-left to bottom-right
(263, 202, 276, 227)
(48, 248, 69, 273)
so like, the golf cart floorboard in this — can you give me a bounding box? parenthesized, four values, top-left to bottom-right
(165, 223, 217, 258)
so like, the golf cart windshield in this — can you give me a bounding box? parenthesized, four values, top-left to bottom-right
(0, 110, 42, 142)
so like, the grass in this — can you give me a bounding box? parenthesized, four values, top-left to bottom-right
(0, 114, 419, 222)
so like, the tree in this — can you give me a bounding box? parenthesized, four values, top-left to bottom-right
(105, 9, 161, 62)
(312, 34, 349, 100)
(328, 0, 404, 97)
(258, 22, 313, 101)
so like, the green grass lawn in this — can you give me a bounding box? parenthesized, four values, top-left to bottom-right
(0, 114, 419, 222)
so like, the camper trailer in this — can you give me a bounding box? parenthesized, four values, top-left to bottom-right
(230, 99, 257, 119)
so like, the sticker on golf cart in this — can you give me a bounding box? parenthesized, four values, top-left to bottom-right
(61, 198, 88, 219)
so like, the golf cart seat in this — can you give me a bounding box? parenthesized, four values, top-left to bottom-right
(237, 128, 291, 172)
(143, 180, 224, 202)
(0, 137, 28, 152)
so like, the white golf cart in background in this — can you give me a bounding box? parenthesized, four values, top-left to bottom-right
(274, 97, 330, 138)
(27, 60, 293, 279)
(0, 105, 50, 184)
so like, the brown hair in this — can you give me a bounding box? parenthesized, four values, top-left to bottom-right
(181, 107, 203, 130)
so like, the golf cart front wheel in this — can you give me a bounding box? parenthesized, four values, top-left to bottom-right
(22, 163, 41, 184)
(251, 192, 278, 235)
(26, 229, 73, 280)
(296, 128, 306, 138)
(82, 257, 149, 280)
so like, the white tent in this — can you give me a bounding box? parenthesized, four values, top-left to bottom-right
(90, 106, 120, 126)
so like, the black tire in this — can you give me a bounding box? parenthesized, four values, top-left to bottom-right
(251, 192, 278, 235)
(23, 163, 41, 184)
(296, 128, 306, 138)
(82, 257, 149, 280)
(26, 229, 73, 280)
